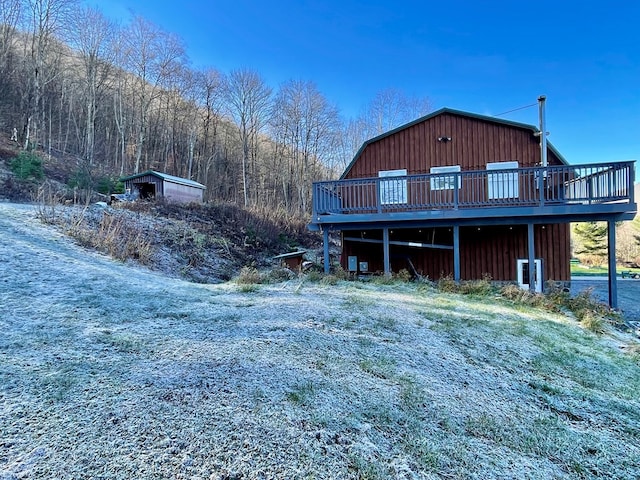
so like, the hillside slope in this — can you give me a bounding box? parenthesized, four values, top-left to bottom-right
(1, 202, 639, 479)
(0, 138, 324, 282)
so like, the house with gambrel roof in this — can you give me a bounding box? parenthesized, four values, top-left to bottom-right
(310, 104, 636, 306)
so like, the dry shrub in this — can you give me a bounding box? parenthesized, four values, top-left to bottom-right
(267, 267, 296, 282)
(160, 224, 208, 267)
(315, 265, 351, 285)
(70, 213, 153, 264)
(437, 274, 458, 293)
(335, 266, 350, 280)
(307, 266, 350, 285)
(305, 270, 323, 283)
(395, 268, 412, 282)
(436, 274, 494, 295)
(34, 181, 70, 224)
(372, 273, 394, 285)
(145, 200, 318, 255)
(236, 266, 264, 285)
(501, 283, 618, 333)
(580, 310, 606, 334)
(435, 276, 617, 334)
(623, 342, 640, 359)
(500, 283, 548, 309)
(371, 269, 412, 285)
(564, 288, 611, 320)
(500, 283, 523, 300)
(459, 274, 494, 296)
(320, 274, 339, 285)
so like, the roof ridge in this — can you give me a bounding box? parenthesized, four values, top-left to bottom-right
(340, 108, 566, 179)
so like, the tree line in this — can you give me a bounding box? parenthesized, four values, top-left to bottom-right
(0, 0, 430, 213)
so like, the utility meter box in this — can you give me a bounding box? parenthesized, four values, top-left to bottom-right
(348, 256, 358, 272)
(359, 261, 369, 272)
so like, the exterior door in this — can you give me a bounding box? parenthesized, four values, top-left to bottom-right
(517, 259, 542, 293)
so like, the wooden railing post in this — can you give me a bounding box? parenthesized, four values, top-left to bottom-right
(630, 163, 636, 204)
(453, 225, 460, 281)
(312, 184, 318, 217)
(607, 220, 618, 308)
(453, 173, 459, 209)
(538, 167, 545, 207)
(323, 228, 330, 274)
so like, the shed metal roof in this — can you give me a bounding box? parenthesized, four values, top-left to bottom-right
(122, 170, 206, 189)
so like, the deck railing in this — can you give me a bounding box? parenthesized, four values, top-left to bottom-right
(312, 161, 635, 216)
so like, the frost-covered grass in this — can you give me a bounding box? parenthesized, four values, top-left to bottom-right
(1, 203, 640, 479)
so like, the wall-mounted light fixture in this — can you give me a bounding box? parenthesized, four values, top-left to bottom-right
(437, 136, 452, 142)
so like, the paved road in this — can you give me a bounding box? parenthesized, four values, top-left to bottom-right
(571, 277, 640, 321)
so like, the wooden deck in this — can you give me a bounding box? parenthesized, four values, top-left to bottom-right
(311, 161, 636, 229)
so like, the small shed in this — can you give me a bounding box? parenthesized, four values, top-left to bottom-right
(121, 171, 206, 204)
(274, 250, 307, 271)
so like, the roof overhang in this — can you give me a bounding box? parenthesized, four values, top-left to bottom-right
(122, 170, 206, 189)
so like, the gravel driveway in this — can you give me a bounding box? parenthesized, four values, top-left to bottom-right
(571, 277, 640, 321)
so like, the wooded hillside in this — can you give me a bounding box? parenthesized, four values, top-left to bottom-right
(0, 0, 430, 214)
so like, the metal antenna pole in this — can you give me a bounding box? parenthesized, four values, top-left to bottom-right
(538, 95, 547, 168)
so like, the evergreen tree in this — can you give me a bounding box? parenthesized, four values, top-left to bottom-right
(574, 222, 608, 259)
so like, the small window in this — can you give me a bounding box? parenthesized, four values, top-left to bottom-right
(487, 161, 519, 199)
(379, 169, 407, 205)
(430, 165, 461, 190)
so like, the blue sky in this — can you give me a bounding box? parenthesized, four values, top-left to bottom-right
(88, 0, 639, 177)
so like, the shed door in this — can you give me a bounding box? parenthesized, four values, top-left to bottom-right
(137, 182, 156, 199)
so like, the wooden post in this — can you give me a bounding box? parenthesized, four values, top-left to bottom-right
(453, 225, 460, 281)
(608, 220, 618, 308)
(528, 223, 536, 292)
(323, 228, 330, 274)
(383, 228, 390, 276)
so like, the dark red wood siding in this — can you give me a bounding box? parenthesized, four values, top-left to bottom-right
(342, 223, 570, 282)
(339, 110, 571, 282)
(345, 112, 563, 179)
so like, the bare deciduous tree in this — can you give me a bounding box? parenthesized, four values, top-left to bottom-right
(123, 16, 186, 173)
(0, 0, 23, 133)
(1, 2, 436, 217)
(223, 68, 272, 207)
(0, 0, 22, 70)
(340, 88, 432, 164)
(271, 79, 340, 212)
(367, 88, 431, 136)
(196, 67, 224, 192)
(23, 0, 77, 150)
(68, 5, 116, 166)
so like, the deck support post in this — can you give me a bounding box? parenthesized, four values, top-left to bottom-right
(607, 220, 618, 308)
(323, 228, 330, 274)
(527, 223, 536, 292)
(453, 225, 461, 282)
(383, 228, 391, 276)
